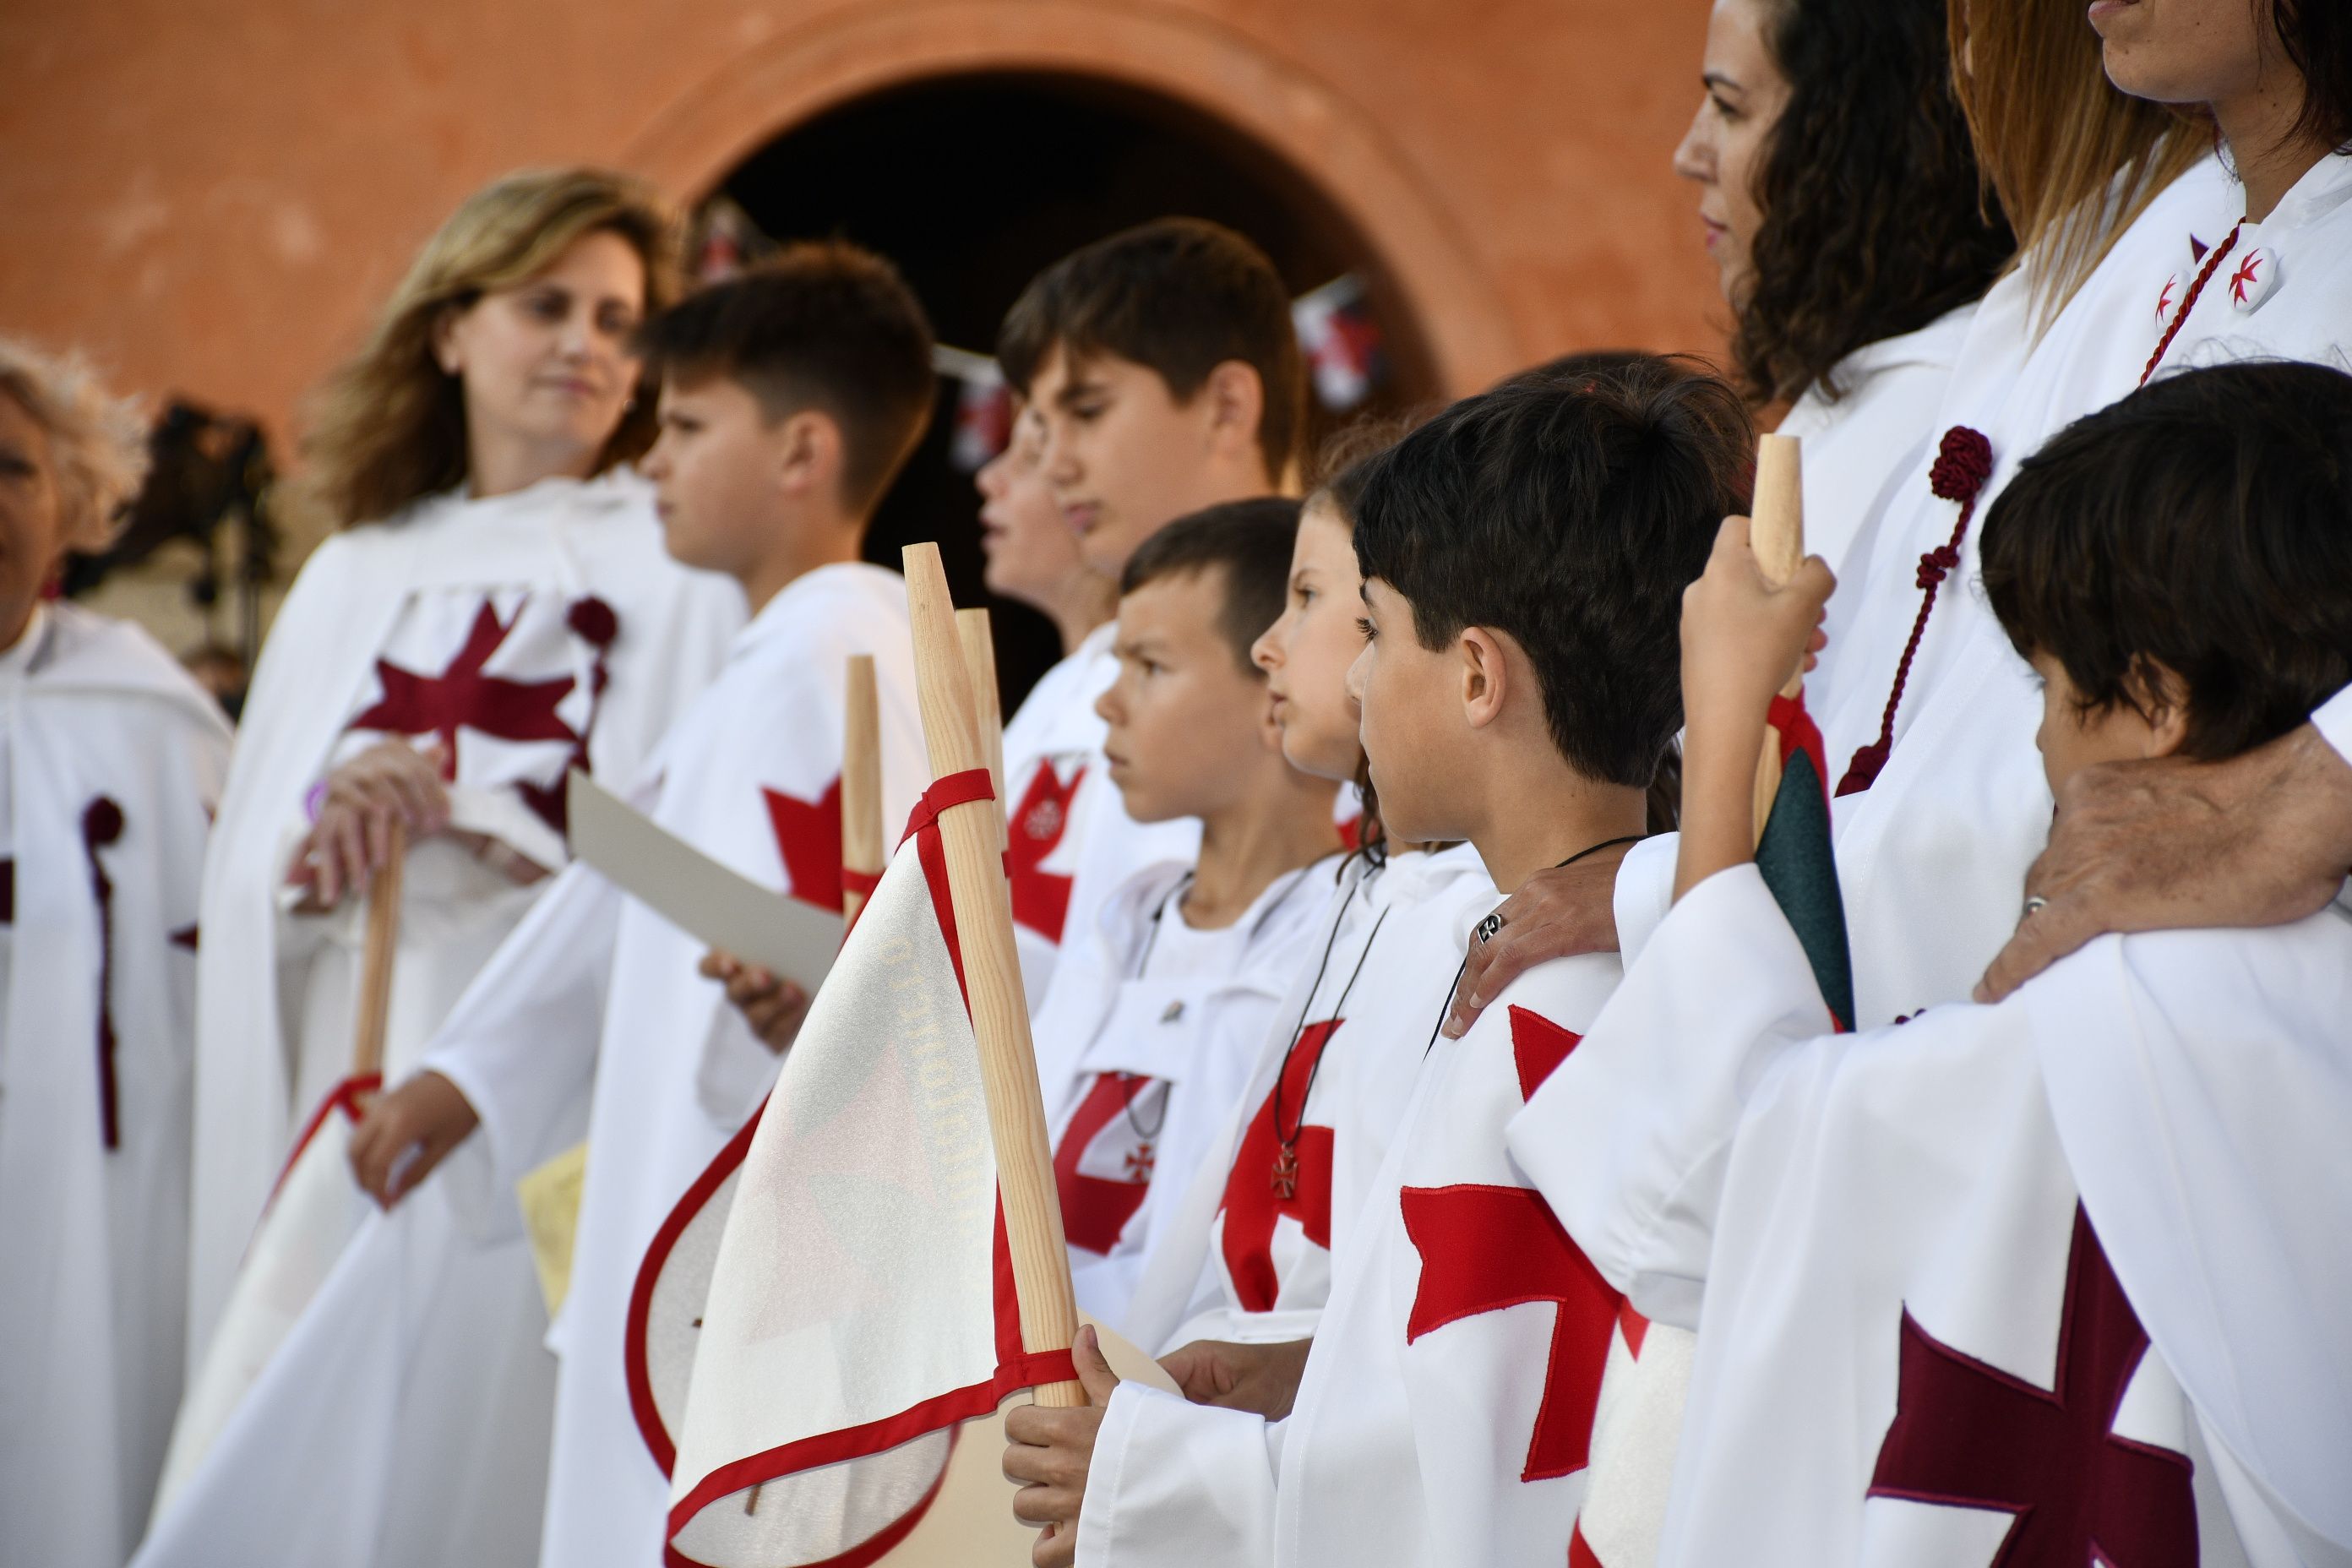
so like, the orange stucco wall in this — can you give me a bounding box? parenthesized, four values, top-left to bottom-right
(4, 0, 1723, 449)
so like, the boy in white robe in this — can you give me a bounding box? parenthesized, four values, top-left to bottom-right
(990, 219, 1311, 1012)
(0, 341, 232, 1568)
(1517, 361, 2352, 1566)
(137, 245, 936, 1568)
(1026, 498, 1342, 1331)
(1005, 359, 1754, 1567)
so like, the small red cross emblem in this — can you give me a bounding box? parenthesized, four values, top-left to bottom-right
(1218, 1019, 1342, 1311)
(2230, 251, 2263, 306)
(2153, 275, 2178, 326)
(761, 775, 847, 914)
(1005, 760, 1085, 941)
(348, 599, 579, 776)
(1053, 1072, 1159, 1255)
(1867, 1206, 2195, 1565)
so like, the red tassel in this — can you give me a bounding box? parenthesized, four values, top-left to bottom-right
(82, 797, 125, 1150)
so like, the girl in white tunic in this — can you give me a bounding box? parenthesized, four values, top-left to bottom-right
(170, 171, 741, 1558)
(0, 341, 232, 1568)
(1517, 361, 2352, 1568)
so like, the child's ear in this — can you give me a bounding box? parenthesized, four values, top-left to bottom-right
(1200, 360, 1266, 462)
(1459, 626, 1506, 731)
(2126, 656, 2193, 758)
(775, 410, 843, 499)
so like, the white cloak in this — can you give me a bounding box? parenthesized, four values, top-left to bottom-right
(0, 605, 229, 1568)
(1515, 864, 2352, 1567)
(188, 471, 741, 1366)
(1032, 854, 1337, 1333)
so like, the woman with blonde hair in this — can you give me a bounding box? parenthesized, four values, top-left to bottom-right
(0, 337, 232, 1568)
(171, 168, 740, 1563)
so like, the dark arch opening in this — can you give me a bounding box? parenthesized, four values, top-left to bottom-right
(710, 70, 1441, 707)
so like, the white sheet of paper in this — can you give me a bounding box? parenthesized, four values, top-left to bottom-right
(567, 770, 845, 994)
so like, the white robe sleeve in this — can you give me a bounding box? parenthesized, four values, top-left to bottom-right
(416, 859, 620, 1233)
(1078, 1385, 1280, 1568)
(2312, 685, 2352, 768)
(1507, 865, 1836, 1329)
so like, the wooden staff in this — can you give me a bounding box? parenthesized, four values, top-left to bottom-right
(841, 655, 885, 928)
(1749, 433, 1805, 847)
(902, 543, 1084, 1407)
(350, 818, 406, 1081)
(956, 607, 1010, 852)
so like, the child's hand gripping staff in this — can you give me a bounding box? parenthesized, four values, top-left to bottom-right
(1674, 433, 1855, 1028)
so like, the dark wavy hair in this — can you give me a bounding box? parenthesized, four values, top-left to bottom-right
(2275, 0, 2352, 153)
(1735, 0, 2013, 406)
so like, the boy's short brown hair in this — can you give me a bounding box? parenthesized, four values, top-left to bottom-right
(1119, 496, 1303, 675)
(997, 218, 1306, 482)
(638, 241, 936, 514)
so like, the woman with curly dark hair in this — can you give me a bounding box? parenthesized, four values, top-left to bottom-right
(1675, 0, 2011, 578)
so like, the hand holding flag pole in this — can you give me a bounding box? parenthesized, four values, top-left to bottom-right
(351, 818, 406, 1084)
(1748, 437, 1805, 847)
(904, 544, 1087, 1408)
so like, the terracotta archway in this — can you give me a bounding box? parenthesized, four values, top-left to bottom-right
(619, 0, 1522, 395)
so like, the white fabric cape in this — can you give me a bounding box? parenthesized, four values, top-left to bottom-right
(1817, 151, 2352, 1023)
(188, 470, 742, 1366)
(0, 606, 229, 1568)
(1030, 855, 1336, 1334)
(1515, 864, 2352, 1567)
(662, 803, 1076, 1568)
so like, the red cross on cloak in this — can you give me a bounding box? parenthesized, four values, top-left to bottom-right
(2230, 252, 2263, 307)
(1398, 1006, 1621, 1482)
(1218, 1018, 1343, 1312)
(1053, 1072, 1159, 1255)
(1005, 761, 1085, 941)
(761, 775, 847, 913)
(348, 600, 579, 776)
(1867, 1204, 2196, 1565)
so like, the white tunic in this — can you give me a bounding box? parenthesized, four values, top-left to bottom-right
(1821, 150, 2352, 1023)
(137, 564, 921, 1568)
(1514, 864, 2352, 1567)
(189, 470, 742, 1366)
(0, 605, 229, 1568)
(1033, 854, 1335, 1332)
(1000, 623, 1199, 1015)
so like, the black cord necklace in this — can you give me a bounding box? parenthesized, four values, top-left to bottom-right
(1424, 833, 1644, 1058)
(1266, 895, 1391, 1195)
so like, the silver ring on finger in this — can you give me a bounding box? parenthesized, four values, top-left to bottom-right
(2021, 895, 2049, 920)
(1475, 912, 1505, 946)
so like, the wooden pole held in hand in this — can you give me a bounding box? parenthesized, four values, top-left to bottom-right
(841, 655, 885, 928)
(350, 818, 406, 1080)
(956, 607, 1010, 852)
(1750, 433, 1805, 847)
(902, 544, 1084, 1407)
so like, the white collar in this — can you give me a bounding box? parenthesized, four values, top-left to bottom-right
(0, 603, 52, 678)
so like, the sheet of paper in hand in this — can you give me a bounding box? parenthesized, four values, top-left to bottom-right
(568, 770, 846, 995)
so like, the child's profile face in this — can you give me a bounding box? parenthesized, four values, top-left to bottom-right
(1251, 498, 1368, 783)
(1030, 343, 1232, 580)
(1096, 568, 1281, 824)
(976, 407, 1092, 608)
(640, 375, 790, 580)
(2028, 649, 2181, 796)
(1347, 576, 1462, 845)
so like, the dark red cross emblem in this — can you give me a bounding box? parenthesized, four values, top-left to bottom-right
(348, 600, 580, 777)
(2229, 252, 2263, 307)
(761, 775, 847, 914)
(1005, 760, 1084, 941)
(1397, 1006, 1620, 1482)
(1867, 1204, 2196, 1565)
(1218, 1018, 1343, 1312)
(1053, 1072, 1159, 1255)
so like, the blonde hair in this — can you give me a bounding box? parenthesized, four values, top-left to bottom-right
(1952, 0, 2209, 329)
(0, 337, 150, 554)
(297, 167, 681, 531)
